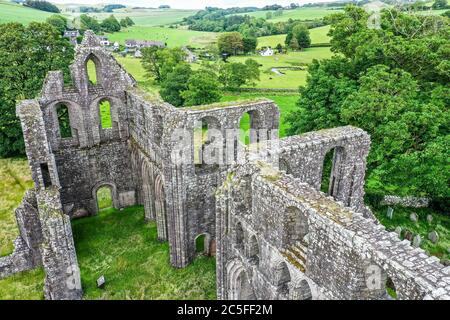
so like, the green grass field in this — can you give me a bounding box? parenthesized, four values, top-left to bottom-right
(258, 25, 331, 48)
(107, 26, 217, 48)
(229, 47, 333, 89)
(68, 8, 197, 27)
(0, 0, 53, 24)
(231, 7, 342, 22)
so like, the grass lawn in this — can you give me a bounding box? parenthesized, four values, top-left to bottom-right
(258, 25, 331, 48)
(231, 7, 342, 22)
(68, 8, 197, 27)
(229, 47, 333, 89)
(0, 0, 53, 24)
(107, 26, 217, 48)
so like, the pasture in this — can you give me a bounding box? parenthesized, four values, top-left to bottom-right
(107, 26, 217, 48)
(0, 0, 53, 24)
(258, 25, 331, 48)
(230, 7, 342, 22)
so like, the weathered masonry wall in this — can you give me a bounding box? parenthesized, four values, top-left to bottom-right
(5, 30, 449, 300)
(216, 159, 450, 300)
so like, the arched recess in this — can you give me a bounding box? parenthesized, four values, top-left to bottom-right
(194, 116, 222, 174)
(141, 160, 155, 221)
(92, 182, 118, 213)
(227, 260, 256, 300)
(274, 261, 291, 297)
(238, 109, 264, 145)
(247, 235, 259, 265)
(320, 146, 345, 197)
(283, 206, 309, 247)
(56, 103, 72, 139)
(85, 53, 103, 86)
(290, 279, 313, 300)
(154, 174, 168, 241)
(235, 221, 244, 251)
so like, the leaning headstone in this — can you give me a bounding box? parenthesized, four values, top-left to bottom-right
(409, 212, 418, 223)
(404, 230, 413, 241)
(386, 207, 394, 219)
(426, 215, 433, 224)
(412, 235, 422, 248)
(428, 231, 439, 244)
(97, 275, 106, 289)
(394, 226, 402, 237)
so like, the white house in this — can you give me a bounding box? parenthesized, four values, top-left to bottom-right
(99, 36, 110, 47)
(113, 42, 120, 51)
(260, 47, 274, 57)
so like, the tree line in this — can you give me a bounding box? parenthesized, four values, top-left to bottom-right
(286, 6, 449, 207)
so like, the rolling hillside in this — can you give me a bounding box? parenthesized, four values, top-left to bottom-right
(0, 0, 53, 24)
(258, 25, 331, 48)
(229, 7, 342, 22)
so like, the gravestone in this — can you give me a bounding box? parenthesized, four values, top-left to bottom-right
(409, 212, 418, 223)
(386, 207, 394, 219)
(426, 215, 433, 224)
(412, 235, 421, 248)
(394, 226, 402, 237)
(97, 275, 106, 289)
(404, 230, 413, 241)
(428, 231, 439, 244)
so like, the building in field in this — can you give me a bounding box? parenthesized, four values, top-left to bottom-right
(63, 30, 80, 46)
(125, 39, 166, 50)
(260, 47, 274, 56)
(0, 31, 449, 301)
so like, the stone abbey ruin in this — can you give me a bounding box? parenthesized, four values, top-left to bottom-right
(0, 32, 449, 300)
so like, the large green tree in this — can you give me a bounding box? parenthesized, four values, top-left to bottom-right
(0, 22, 74, 157)
(217, 32, 244, 56)
(286, 6, 450, 201)
(141, 47, 186, 83)
(181, 70, 222, 106)
(218, 59, 260, 89)
(286, 23, 311, 50)
(160, 63, 192, 107)
(46, 14, 68, 34)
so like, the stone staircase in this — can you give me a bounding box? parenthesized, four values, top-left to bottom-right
(282, 241, 308, 273)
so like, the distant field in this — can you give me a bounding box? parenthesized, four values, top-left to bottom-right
(66, 8, 197, 27)
(107, 26, 217, 48)
(258, 25, 331, 48)
(230, 7, 342, 22)
(0, 0, 53, 24)
(229, 47, 333, 89)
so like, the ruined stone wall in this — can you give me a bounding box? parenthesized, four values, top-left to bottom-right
(216, 159, 450, 300)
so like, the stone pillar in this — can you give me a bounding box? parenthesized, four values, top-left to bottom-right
(37, 188, 82, 300)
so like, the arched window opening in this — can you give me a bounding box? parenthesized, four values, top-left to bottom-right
(86, 55, 101, 86)
(194, 116, 221, 173)
(96, 186, 113, 212)
(320, 147, 344, 196)
(284, 206, 309, 247)
(56, 103, 72, 138)
(99, 99, 112, 129)
(386, 277, 397, 300)
(239, 112, 251, 145)
(154, 174, 168, 241)
(275, 262, 291, 296)
(235, 222, 244, 250)
(248, 235, 259, 265)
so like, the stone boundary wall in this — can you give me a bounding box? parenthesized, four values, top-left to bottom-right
(381, 196, 430, 208)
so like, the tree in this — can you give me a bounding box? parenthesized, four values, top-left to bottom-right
(80, 14, 101, 33)
(125, 17, 135, 26)
(141, 47, 186, 83)
(276, 43, 283, 53)
(432, 0, 448, 10)
(288, 36, 299, 50)
(266, 12, 273, 19)
(218, 59, 260, 88)
(101, 15, 121, 33)
(46, 14, 68, 34)
(24, 0, 60, 13)
(292, 24, 311, 49)
(285, 6, 450, 202)
(0, 22, 74, 157)
(160, 63, 192, 107)
(217, 32, 243, 56)
(242, 36, 258, 54)
(120, 19, 128, 28)
(181, 70, 222, 106)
